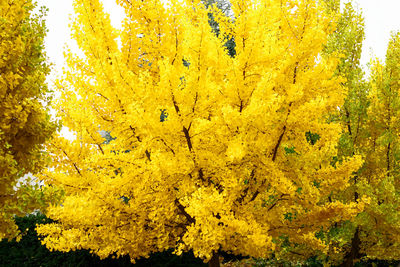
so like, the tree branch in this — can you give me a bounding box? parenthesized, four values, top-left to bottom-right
(272, 125, 286, 162)
(175, 199, 195, 224)
(182, 126, 192, 151)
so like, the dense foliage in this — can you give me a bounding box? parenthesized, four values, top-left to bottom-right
(0, 0, 58, 241)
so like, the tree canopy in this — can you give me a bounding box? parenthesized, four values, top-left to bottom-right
(36, 0, 365, 265)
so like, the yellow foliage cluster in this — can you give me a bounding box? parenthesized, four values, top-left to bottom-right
(0, 0, 57, 240)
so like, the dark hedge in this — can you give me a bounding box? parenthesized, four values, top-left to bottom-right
(0, 213, 205, 267)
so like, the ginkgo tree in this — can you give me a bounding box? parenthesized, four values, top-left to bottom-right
(37, 0, 365, 265)
(319, 2, 400, 264)
(312, 2, 400, 264)
(349, 32, 400, 263)
(0, 0, 58, 240)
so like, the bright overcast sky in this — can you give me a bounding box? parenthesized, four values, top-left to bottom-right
(36, 0, 400, 80)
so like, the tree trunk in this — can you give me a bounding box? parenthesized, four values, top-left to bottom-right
(343, 227, 361, 267)
(208, 251, 220, 267)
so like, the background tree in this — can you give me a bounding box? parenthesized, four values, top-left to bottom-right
(354, 32, 400, 262)
(37, 0, 364, 266)
(0, 0, 58, 240)
(317, 2, 400, 265)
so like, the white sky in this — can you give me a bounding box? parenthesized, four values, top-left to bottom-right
(356, 0, 400, 69)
